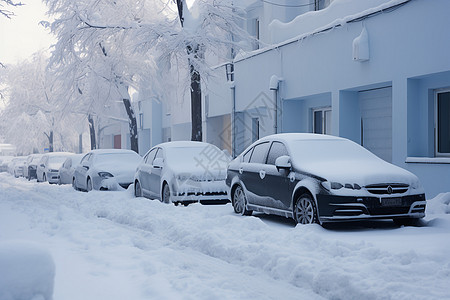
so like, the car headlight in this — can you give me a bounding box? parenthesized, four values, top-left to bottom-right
(321, 181, 361, 191)
(177, 174, 189, 181)
(98, 172, 114, 179)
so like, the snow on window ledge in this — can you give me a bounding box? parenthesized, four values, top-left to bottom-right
(405, 157, 450, 164)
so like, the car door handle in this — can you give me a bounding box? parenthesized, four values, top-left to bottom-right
(259, 170, 266, 179)
(239, 168, 243, 174)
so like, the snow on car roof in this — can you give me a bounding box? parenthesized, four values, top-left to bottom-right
(89, 149, 140, 155)
(259, 133, 344, 143)
(158, 141, 215, 149)
(42, 152, 74, 157)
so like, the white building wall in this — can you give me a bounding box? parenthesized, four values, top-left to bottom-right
(231, 0, 450, 197)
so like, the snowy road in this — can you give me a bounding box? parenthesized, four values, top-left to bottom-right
(1, 172, 450, 300)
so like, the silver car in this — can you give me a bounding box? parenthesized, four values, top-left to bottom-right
(58, 154, 84, 185)
(73, 149, 142, 191)
(134, 141, 230, 205)
(37, 152, 74, 183)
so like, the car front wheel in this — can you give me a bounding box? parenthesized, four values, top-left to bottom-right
(294, 193, 318, 225)
(72, 178, 78, 191)
(233, 185, 253, 216)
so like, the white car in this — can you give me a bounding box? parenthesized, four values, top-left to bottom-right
(8, 157, 27, 177)
(134, 141, 230, 205)
(58, 154, 84, 185)
(72, 149, 142, 191)
(37, 152, 74, 183)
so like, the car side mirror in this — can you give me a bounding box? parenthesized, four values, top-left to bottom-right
(83, 165, 89, 171)
(275, 155, 291, 170)
(153, 158, 164, 169)
(40, 164, 45, 167)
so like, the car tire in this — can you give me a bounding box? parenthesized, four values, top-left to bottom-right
(232, 185, 253, 216)
(135, 181, 142, 197)
(293, 193, 318, 225)
(72, 178, 79, 191)
(87, 178, 93, 192)
(162, 183, 171, 204)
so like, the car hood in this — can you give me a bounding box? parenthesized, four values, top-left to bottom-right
(296, 159, 418, 186)
(95, 162, 139, 182)
(48, 162, 64, 170)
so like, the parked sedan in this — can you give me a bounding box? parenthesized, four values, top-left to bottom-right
(9, 157, 27, 177)
(73, 149, 141, 191)
(226, 133, 426, 225)
(58, 154, 84, 184)
(134, 141, 230, 205)
(37, 152, 74, 183)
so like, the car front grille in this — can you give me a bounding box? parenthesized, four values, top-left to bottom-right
(365, 183, 409, 195)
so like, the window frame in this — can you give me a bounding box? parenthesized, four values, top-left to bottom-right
(312, 106, 332, 135)
(435, 88, 450, 157)
(266, 141, 289, 165)
(249, 142, 270, 164)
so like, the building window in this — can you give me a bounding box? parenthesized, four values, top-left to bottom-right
(436, 90, 450, 156)
(313, 107, 332, 135)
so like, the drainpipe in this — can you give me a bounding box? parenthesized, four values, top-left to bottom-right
(231, 83, 236, 157)
(269, 75, 282, 134)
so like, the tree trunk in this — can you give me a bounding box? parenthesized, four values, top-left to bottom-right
(123, 98, 139, 153)
(189, 57, 202, 142)
(49, 131, 53, 152)
(88, 114, 96, 150)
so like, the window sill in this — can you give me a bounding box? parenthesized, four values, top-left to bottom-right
(405, 157, 450, 164)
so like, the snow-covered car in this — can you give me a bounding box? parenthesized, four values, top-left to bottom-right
(8, 157, 27, 177)
(37, 152, 74, 183)
(73, 149, 142, 191)
(134, 141, 230, 205)
(25, 154, 43, 180)
(0, 156, 14, 173)
(226, 133, 426, 225)
(58, 154, 84, 185)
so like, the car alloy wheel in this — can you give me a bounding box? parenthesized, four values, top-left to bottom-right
(233, 185, 252, 216)
(162, 183, 171, 204)
(294, 193, 317, 225)
(135, 181, 142, 197)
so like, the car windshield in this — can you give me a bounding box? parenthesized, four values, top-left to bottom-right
(48, 156, 68, 164)
(94, 153, 141, 165)
(165, 146, 227, 167)
(31, 156, 41, 164)
(289, 139, 379, 165)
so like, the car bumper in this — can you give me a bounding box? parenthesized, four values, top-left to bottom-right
(47, 172, 60, 184)
(171, 180, 229, 203)
(317, 193, 426, 222)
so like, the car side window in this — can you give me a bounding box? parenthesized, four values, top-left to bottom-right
(266, 142, 289, 165)
(154, 148, 163, 162)
(249, 142, 270, 164)
(81, 154, 90, 164)
(242, 148, 254, 163)
(145, 148, 157, 164)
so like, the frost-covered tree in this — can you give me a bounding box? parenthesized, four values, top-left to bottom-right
(0, 52, 81, 154)
(44, 0, 252, 143)
(0, 0, 23, 19)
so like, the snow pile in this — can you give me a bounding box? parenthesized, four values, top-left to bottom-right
(268, 0, 409, 44)
(0, 241, 55, 300)
(426, 193, 450, 214)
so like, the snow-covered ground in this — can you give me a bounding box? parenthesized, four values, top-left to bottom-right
(1, 172, 449, 300)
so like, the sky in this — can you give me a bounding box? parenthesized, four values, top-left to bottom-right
(0, 0, 55, 65)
